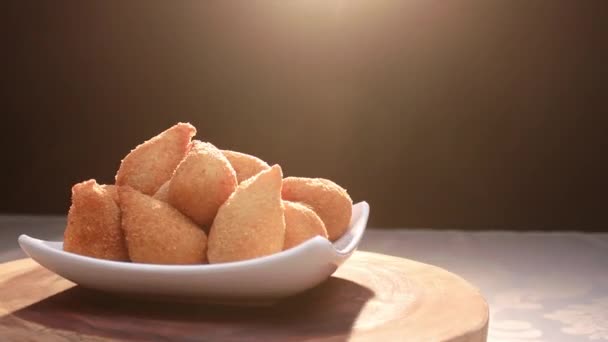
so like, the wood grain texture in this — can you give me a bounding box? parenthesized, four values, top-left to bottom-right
(0, 252, 488, 342)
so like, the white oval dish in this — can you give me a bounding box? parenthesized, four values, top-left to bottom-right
(18, 201, 369, 304)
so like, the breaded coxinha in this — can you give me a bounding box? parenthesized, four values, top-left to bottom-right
(169, 141, 238, 227)
(101, 184, 119, 204)
(208, 165, 285, 263)
(116, 122, 196, 195)
(153, 180, 170, 202)
(283, 200, 328, 250)
(282, 177, 352, 241)
(119, 186, 207, 264)
(222, 150, 270, 184)
(63, 180, 129, 261)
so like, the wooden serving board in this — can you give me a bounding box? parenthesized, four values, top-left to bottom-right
(0, 251, 488, 341)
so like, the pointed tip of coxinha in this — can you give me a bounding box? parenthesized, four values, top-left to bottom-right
(168, 140, 238, 227)
(239, 164, 282, 190)
(207, 164, 285, 264)
(115, 123, 196, 195)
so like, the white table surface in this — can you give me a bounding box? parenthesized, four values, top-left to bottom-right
(2, 215, 607, 341)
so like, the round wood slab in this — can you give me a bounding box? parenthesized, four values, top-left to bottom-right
(0, 251, 488, 341)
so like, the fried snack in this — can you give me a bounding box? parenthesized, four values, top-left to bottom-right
(208, 165, 285, 263)
(222, 150, 270, 183)
(283, 200, 328, 250)
(63, 180, 129, 261)
(169, 141, 237, 227)
(152, 180, 170, 202)
(101, 184, 119, 204)
(281, 177, 352, 241)
(116, 122, 195, 195)
(119, 186, 207, 264)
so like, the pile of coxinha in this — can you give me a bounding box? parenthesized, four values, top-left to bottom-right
(63, 123, 353, 265)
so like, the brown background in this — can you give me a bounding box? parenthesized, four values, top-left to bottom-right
(2, 1, 606, 230)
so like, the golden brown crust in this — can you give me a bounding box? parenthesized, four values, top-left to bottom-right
(152, 180, 170, 202)
(222, 150, 270, 184)
(100, 184, 119, 204)
(283, 201, 328, 250)
(63, 180, 129, 261)
(281, 177, 352, 241)
(168, 141, 238, 227)
(115, 122, 195, 195)
(119, 186, 207, 264)
(208, 165, 285, 263)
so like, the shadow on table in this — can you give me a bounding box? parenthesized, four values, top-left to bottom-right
(1, 276, 374, 341)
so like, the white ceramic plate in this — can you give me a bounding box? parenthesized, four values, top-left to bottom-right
(19, 201, 369, 304)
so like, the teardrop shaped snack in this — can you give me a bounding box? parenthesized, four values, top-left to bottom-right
(63, 180, 129, 261)
(283, 200, 328, 250)
(116, 122, 195, 195)
(282, 177, 352, 241)
(119, 186, 207, 264)
(168, 141, 238, 227)
(222, 150, 270, 184)
(208, 165, 285, 263)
